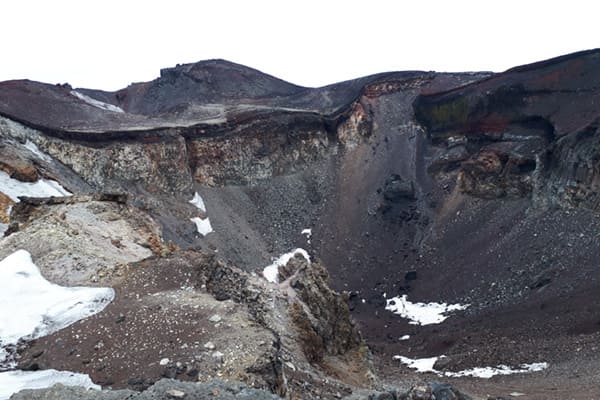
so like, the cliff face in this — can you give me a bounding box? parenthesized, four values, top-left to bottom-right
(1, 51, 600, 399)
(413, 50, 600, 208)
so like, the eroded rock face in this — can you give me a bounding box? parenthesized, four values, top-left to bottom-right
(0, 142, 38, 182)
(457, 150, 535, 198)
(0, 117, 193, 194)
(187, 112, 332, 186)
(336, 101, 373, 147)
(414, 49, 600, 206)
(0, 192, 13, 223)
(536, 121, 600, 210)
(0, 195, 158, 286)
(283, 256, 362, 361)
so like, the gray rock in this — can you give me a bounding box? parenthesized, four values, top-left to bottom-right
(383, 174, 415, 202)
(209, 314, 222, 323)
(203, 341, 216, 350)
(10, 379, 282, 400)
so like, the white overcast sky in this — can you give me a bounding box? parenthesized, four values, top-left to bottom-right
(1, 0, 598, 91)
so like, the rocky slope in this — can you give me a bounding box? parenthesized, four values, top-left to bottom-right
(0, 50, 599, 399)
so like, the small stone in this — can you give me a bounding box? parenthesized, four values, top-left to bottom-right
(159, 358, 170, 366)
(204, 341, 216, 350)
(166, 389, 186, 398)
(162, 366, 178, 379)
(212, 351, 224, 358)
(404, 271, 417, 281)
(127, 377, 145, 386)
(284, 361, 296, 371)
(209, 314, 222, 323)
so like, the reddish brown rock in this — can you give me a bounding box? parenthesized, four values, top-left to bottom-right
(0, 191, 14, 223)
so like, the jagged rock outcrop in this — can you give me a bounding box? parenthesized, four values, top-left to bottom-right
(280, 255, 362, 362)
(413, 49, 600, 207)
(15, 249, 372, 399)
(0, 194, 160, 286)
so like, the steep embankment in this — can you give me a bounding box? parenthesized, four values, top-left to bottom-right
(0, 50, 599, 399)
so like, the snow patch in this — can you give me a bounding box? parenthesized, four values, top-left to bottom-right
(191, 217, 213, 236)
(189, 192, 212, 236)
(0, 369, 100, 400)
(24, 141, 52, 162)
(263, 248, 310, 283)
(189, 192, 206, 212)
(393, 355, 439, 372)
(394, 355, 548, 378)
(71, 91, 124, 113)
(0, 171, 71, 202)
(0, 250, 114, 368)
(385, 294, 469, 325)
(400, 335, 410, 341)
(444, 362, 549, 378)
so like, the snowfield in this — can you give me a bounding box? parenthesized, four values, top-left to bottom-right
(385, 294, 469, 325)
(0, 171, 71, 202)
(393, 355, 548, 378)
(0, 250, 114, 367)
(0, 370, 100, 400)
(263, 248, 310, 283)
(0, 250, 113, 398)
(71, 91, 125, 113)
(444, 362, 549, 378)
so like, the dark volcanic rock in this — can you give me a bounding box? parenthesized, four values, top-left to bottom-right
(414, 49, 600, 205)
(398, 382, 471, 400)
(383, 174, 415, 202)
(116, 59, 305, 115)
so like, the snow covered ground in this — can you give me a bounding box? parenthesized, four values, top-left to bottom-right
(0, 171, 71, 202)
(385, 294, 469, 325)
(0, 250, 114, 367)
(71, 91, 124, 113)
(444, 362, 548, 378)
(263, 248, 310, 283)
(0, 370, 100, 400)
(0, 250, 113, 398)
(393, 355, 548, 378)
(189, 192, 213, 236)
